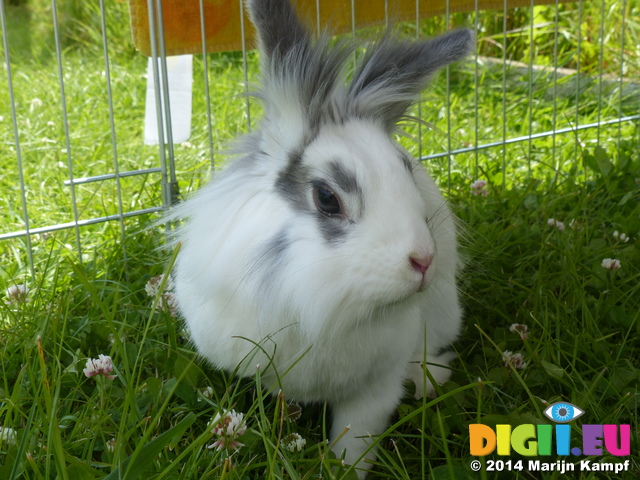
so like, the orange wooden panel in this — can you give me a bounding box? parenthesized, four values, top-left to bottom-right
(129, 0, 568, 56)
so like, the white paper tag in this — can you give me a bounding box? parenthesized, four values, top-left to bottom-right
(144, 55, 193, 145)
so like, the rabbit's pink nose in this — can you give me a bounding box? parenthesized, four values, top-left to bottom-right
(410, 253, 433, 275)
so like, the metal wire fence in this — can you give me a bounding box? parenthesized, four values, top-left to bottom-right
(1, 0, 638, 279)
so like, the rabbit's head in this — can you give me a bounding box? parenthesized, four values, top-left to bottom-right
(175, 0, 472, 341)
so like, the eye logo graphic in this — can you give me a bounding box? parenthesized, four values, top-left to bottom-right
(469, 402, 631, 457)
(543, 402, 584, 423)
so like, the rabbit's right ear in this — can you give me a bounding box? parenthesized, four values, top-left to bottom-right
(347, 29, 474, 132)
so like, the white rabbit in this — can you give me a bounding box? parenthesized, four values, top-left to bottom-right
(172, 0, 472, 477)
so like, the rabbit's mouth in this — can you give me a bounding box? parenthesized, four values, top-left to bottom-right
(383, 273, 433, 305)
(415, 276, 432, 294)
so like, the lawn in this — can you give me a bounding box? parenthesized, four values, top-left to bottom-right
(1, 0, 639, 479)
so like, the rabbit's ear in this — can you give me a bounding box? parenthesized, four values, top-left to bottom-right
(247, 0, 353, 151)
(248, 0, 309, 68)
(347, 29, 474, 131)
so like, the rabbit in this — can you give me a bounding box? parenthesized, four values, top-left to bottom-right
(172, 0, 472, 477)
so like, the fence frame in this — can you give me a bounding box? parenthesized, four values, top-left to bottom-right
(1, 0, 638, 278)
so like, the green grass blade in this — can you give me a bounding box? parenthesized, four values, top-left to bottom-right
(103, 412, 196, 480)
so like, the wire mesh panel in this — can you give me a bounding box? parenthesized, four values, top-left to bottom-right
(0, 0, 638, 281)
(0, 0, 170, 279)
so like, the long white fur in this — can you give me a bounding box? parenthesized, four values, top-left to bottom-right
(174, 122, 461, 476)
(173, 1, 468, 477)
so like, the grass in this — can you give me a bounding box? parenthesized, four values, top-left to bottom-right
(1, 0, 640, 479)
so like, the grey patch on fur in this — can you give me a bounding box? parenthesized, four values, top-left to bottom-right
(266, 228, 290, 260)
(275, 148, 311, 208)
(309, 177, 350, 244)
(276, 150, 351, 245)
(326, 160, 364, 219)
(400, 156, 413, 174)
(395, 148, 416, 176)
(314, 210, 349, 245)
(328, 161, 359, 195)
(253, 227, 291, 292)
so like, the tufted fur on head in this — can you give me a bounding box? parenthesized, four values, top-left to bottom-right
(248, 0, 473, 147)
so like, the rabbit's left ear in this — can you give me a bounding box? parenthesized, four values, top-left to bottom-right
(248, 0, 310, 71)
(347, 29, 474, 131)
(247, 0, 354, 152)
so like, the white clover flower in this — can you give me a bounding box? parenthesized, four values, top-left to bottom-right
(106, 438, 116, 453)
(145, 275, 178, 316)
(145, 274, 173, 297)
(502, 350, 527, 370)
(83, 354, 117, 380)
(282, 433, 306, 453)
(179, 327, 191, 341)
(0, 426, 17, 446)
(47, 121, 55, 127)
(613, 231, 629, 243)
(30, 98, 43, 111)
(5, 284, 29, 304)
(208, 410, 247, 452)
(159, 293, 179, 317)
(202, 386, 214, 398)
(601, 258, 622, 270)
(509, 323, 529, 341)
(181, 141, 193, 149)
(547, 218, 565, 231)
(470, 179, 488, 196)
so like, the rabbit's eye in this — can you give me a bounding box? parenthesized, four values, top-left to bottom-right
(313, 185, 342, 216)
